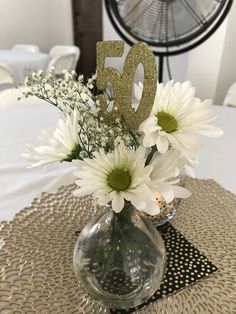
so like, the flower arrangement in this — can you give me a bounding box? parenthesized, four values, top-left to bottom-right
(23, 68, 223, 216)
(22, 41, 224, 308)
(21, 41, 222, 308)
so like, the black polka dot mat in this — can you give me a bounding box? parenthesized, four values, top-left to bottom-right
(110, 223, 218, 313)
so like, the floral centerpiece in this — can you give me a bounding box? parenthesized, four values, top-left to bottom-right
(23, 41, 223, 309)
(23, 69, 222, 216)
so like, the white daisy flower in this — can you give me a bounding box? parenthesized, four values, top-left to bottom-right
(73, 142, 161, 214)
(23, 108, 81, 167)
(137, 81, 223, 157)
(149, 150, 191, 203)
(73, 142, 190, 215)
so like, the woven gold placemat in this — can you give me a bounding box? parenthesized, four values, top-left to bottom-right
(0, 178, 236, 314)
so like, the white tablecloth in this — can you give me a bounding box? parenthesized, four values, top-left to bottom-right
(0, 104, 235, 221)
(0, 50, 49, 85)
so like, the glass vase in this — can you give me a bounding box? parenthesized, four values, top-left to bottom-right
(140, 173, 186, 226)
(73, 203, 166, 309)
(140, 196, 181, 227)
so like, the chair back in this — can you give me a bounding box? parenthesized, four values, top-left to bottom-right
(49, 45, 80, 70)
(0, 64, 14, 88)
(12, 44, 40, 53)
(223, 82, 236, 107)
(47, 53, 78, 75)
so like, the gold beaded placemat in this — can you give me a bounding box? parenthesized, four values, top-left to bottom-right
(0, 178, 236, 314)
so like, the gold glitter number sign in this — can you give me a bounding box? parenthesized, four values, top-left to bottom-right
(96, 41, 157, 129)
(96, 41, 123, 123)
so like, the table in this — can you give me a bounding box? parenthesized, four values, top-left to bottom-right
(0, 103, 236, 314)
(0, 103, 235, 221)
(0, 49, 49, 85)
(0, 177, 235, 313)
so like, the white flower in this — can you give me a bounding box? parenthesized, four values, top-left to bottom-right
(137, 81, 223, 158)
(73, 142, 190, 215)
(73, 142, 158, 214)
(23, 109, 80, 167)
(149, 150, 191, 203)
(73, 142, 162, 214)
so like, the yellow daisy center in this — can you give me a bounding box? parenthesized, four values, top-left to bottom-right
(107, 168, 131, 191)
(156, 111, 178, 133)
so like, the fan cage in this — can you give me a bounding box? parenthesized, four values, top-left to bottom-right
(105, 0, 233, 56)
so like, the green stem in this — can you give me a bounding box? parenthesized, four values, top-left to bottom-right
(114, 203, 134, 226)
(128, 129, 140, 149)
(105, 204, 134, 270)
(145, 146, 157, 166)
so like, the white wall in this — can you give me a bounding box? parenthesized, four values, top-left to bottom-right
(186, 19, 228, 102)
(0, 0, 73, 53)
(162, 54, 188, 83)
(185, 2, 236, 104)
(215, 1, 236, 104)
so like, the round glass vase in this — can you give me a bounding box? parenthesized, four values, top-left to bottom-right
(141, 196, 181, 227)
(73, 203, 166, 310)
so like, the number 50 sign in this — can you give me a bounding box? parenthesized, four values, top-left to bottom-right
(96, 41, 157, 130)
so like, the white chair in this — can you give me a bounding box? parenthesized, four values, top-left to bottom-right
(49, 45, 80, 71)
(12, 44, 40, 53)
(0, 64, 15, 91)
(47, 53, 78, 76)
(223, 82, 236, 107)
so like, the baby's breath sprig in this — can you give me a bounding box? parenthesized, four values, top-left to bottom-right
(22, 69, 141, 164)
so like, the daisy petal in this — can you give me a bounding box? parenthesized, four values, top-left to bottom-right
(112, 194, 124, 213)
(156, 135, 169, 154)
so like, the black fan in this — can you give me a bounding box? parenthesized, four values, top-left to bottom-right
(105, 0, 233, 82)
